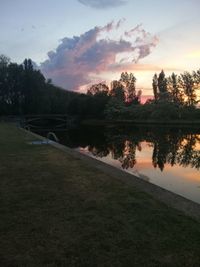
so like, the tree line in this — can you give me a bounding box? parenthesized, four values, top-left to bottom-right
(0, 54, 199, 121)
(0, 55, 81, 116)
(86, 70, 200, 121)
(152, 70, 200, 106)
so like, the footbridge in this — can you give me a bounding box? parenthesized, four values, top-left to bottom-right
(22, 114, 77, 131)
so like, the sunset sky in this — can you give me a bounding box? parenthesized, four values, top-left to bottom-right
(1, 0, 200, 97)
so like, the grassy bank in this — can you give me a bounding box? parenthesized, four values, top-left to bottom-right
(0, 123, 200, 267)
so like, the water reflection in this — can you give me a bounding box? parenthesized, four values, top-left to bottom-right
(76, 127, 200, 172)
(36, 125, 200, 203)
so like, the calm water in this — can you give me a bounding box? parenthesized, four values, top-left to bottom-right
(37, 125, 200, 204)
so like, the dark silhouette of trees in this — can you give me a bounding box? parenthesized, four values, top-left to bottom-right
(0, 55, 80, 116)
(87, 83, 109, 96)
(151, 69, 199, 108)
(0, 54, 200, 122)
(104, 80, 126, 119)
(179, 72, 197, 106)
(152, 73, 158, 102)
(120, 72, 136, 103)
(168, 72, 184, 105)
(157, 70, 169, 101)
(22, 59, 47, 114)
(6, 63, 24, 114)
(110, 80, 125, 102)
(0, 54, 10, 67)
(148, 69, 200, 121)
(105, 72, 142, 119)
(86, 83, 110, 119)
(0, 55, 11, 114)
(0, 56, 25, 115)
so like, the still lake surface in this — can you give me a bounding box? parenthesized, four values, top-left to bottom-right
(37, 125, 200, 204)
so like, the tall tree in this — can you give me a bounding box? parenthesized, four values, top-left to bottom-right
(158, 70, 169, 101)
(23, 58, 33, 71)
(0, 55, 10, 114)
(192, 70, 200, 104)
(152, 73, 158, 102)
(22, 58, 46, 114)
(179, 72, 196, 106)
(0, 55, 24, 114)
(86, 83, 110, 119)
(168, 73, 184, 105)
(0, 54, 10, 67)
(7, 63, 24, 114)
(119, 72, 137, 103)
(110, 80, 125, 102)
(193, 69, 200, 84)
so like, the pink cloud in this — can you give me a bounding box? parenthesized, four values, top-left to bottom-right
(41, 21, 159, 90)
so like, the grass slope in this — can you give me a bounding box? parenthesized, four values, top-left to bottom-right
(0, 123, 200, 267)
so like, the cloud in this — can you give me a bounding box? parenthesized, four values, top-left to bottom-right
(78, 0, 127, 9)
(41, 21, 158, 90)
(124, 24, 143, 37)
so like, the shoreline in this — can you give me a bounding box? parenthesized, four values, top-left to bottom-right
(25, 128, 200, 221)
(2, 123, 200, 266)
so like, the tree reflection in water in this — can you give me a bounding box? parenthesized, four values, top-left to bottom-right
(53, 125, 200, 172)
(152, 132, 200, 171)
(82, 126, 200, 172)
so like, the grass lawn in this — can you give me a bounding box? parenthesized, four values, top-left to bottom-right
(0, 123, 200, 267)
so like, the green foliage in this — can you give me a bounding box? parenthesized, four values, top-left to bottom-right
(149, 102, 180, 120)
(104, 97, 126, 119)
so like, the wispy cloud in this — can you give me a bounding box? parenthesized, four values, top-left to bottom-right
(77, 0, 127, 9)
(107, 63, 181, 73)
(41, 21, 158, 90)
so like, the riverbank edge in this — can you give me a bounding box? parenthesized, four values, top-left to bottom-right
(21, 127, 200, 221)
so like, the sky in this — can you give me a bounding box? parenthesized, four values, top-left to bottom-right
(0, 0, 200, 97)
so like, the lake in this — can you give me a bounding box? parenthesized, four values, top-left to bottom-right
(37, 125, 200, 204)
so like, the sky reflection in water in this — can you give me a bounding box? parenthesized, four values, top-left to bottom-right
(73, 126, 200, 204)
(39, 125, 200, 204)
